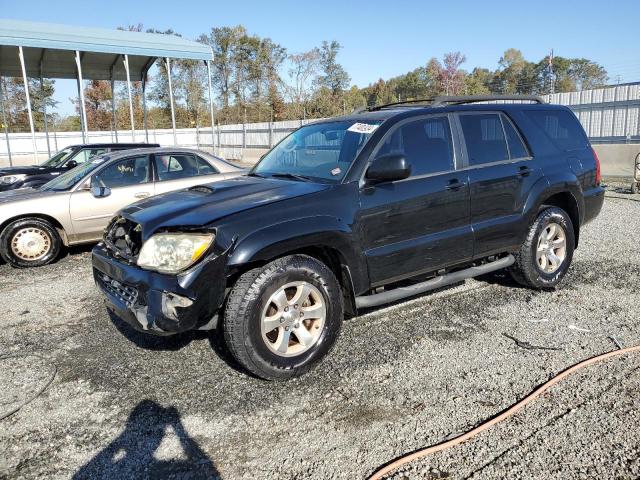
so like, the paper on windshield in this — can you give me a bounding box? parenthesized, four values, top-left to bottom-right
(347, 123, 379, 134)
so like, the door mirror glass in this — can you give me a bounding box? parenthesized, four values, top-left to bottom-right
(91, 186, 111, 198)
(365, 154, 411, 183)
(66, 160, 78, 169)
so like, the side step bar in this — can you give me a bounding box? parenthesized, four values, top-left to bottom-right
(355, 255, 515, 309)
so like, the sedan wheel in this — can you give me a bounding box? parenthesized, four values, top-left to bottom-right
(11, 227, 52, 261)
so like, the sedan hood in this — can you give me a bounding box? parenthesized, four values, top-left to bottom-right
(121, 175, 331, 236)
(0, 187, 58, 205)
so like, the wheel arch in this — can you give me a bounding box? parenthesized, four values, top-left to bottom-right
(0, 214, 69, 246)
(537, 191, 581, 248)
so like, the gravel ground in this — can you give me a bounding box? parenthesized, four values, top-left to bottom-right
(0, 183, 639, 480)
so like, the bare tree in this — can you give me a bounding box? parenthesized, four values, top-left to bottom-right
(286, 49, 320, 118)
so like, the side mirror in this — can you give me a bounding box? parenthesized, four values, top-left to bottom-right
(66, 160, 78, 169)
(365, 154, 411, 184)
(91, 186, 111, 198)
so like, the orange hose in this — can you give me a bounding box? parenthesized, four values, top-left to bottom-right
(368, 344, 640, 480)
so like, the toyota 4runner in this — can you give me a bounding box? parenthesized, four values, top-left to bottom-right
(92, 95, 604, 380)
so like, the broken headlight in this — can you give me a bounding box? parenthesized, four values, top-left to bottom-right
(137, 233, 214, 274)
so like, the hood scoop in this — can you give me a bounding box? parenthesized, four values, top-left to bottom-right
(188, 185, 216, 194)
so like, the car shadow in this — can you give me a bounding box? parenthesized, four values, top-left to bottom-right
(108, 310, 210, 352)
(475, 269, 529, 289)
(73, 399, 221, 479)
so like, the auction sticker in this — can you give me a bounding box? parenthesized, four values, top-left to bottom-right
(347, 123, 379, 134)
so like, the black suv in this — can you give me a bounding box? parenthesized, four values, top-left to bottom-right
(0, 143, 159, 191)
(92, 95, 604, 380)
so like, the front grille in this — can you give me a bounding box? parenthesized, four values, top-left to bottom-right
(98, 272, 139, 307)
(104, 216, 143, 261)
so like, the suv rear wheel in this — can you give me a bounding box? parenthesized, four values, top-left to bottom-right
(223, 254, 343, 380)
(510, 207, 575, 289)
(0, 218, 62, 268)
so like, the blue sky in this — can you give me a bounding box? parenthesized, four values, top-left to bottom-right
(3, 0, 639, 115)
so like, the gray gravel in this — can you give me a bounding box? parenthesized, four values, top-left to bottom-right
(0, 185, 639, 479)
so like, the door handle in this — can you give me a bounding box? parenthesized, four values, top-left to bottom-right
(518, 166, 533, 177)
(446, 179, 467, 190)
(134, 192, 151, 199)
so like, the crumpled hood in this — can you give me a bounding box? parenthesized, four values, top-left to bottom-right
(0, 187, 58, 205)
(120, 175, 331, 237)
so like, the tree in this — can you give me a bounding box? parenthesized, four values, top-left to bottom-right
(287, 49, 320, 118)
(316, 40, 350, 94)
(84, 80, 113, 131)
(441, 51, 466, 95)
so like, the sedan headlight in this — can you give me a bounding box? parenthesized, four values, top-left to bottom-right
(0, 174, 27, 185)
(137, 233, 215, 274)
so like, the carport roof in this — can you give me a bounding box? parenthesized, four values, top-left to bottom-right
(0, 19, 213, 80)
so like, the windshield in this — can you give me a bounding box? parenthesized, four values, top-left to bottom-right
(40, 155, 108, 191)
(41, 147, 76, 167)
(252, 120, 382, 183)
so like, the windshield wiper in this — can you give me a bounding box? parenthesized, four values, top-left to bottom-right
(247, 172, 267, 178)
(269, 172, 312, 182)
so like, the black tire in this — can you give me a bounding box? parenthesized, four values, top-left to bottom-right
(223, 254, 343, 381)
(510, 207, 575, 290)
(0, 218, 62, 268)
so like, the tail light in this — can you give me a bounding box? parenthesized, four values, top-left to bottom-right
(592, 147, 601, 185)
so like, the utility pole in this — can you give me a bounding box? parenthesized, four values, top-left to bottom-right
(548, 49, 555, 95)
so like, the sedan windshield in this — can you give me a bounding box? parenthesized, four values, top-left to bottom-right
(252, 120, 382, 183)
(40, 155, 108, 191)
(41, 147, 75, 167)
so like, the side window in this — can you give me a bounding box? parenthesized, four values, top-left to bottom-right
(522, 109, 588, 151)
(154, 154, 200, 181)
(93, 156, 150, 188)
(196, 156, 218, 175)
(71, 148, 107, 164)
(502, 115, 530, 159)
(378, 116, 454, 176)
(459, 113, 509, 166)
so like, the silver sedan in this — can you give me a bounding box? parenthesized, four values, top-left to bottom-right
(0, 147, 245, 268)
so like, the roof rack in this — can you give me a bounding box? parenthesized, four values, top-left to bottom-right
(354, 98, 434, 113)
(431, 94, 545, 107)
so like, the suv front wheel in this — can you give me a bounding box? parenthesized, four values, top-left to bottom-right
(510, 207, 575, 289)
(223, 254, 343, 380)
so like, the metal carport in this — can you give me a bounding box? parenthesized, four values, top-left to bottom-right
(0, 19, 215, 165)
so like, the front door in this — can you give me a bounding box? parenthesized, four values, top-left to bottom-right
(357, 115, 473, 287)
(457, 112, 544, 258)
(68, 155, 153, 242)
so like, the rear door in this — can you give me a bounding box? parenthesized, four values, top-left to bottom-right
(457, 111, 543, 258)
(68, 155, 153, 241)
(357, 114, 473, 287)
(152, 152, 225, 195)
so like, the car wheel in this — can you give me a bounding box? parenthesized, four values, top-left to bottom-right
(0, 218, 62, 268)
(223, 254, 343, 380)
(510, 207, 575, 289)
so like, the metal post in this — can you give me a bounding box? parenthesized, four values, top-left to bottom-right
(110, 57, 118, 142)
(39, 52, 51, 157)
(74, 50, 88, 143)
(166, 58, 177, 145)
(142, 73, 148, 143)
(269, 109, 273, 148)
(206, 58, 215, 153)
(0, 76, 12, 166)
(19, 46, 38, 161)
(123, 54, 135, 141)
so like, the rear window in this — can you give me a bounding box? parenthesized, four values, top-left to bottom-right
(459, 113, 509, 166)
(523, 109, 588, 151)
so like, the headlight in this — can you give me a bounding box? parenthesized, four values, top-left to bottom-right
(0, 174, 27, 185)
(137, 233, 215, 274)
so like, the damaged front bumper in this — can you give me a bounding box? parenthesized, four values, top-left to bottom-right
(92, 243, 227, 335)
